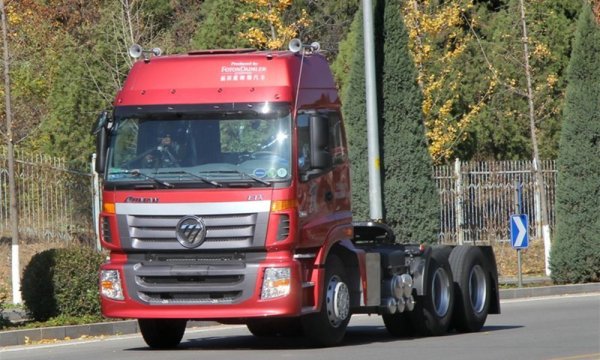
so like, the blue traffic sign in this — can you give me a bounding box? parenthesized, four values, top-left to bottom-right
(510, 214, 529, 249)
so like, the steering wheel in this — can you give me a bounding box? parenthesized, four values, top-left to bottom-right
(250, 151, 278, 159)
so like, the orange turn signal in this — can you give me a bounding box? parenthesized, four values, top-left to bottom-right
(103, 202, 115, 214)
(271, 199, 297, 212)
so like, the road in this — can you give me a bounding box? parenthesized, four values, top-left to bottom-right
(1, 294, 598, 360)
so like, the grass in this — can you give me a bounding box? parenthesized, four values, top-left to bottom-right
(0, 309, 108, 331)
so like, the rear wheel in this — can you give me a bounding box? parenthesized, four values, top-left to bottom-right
(138, 319, 186, 349)
(409, 248, 454, 336)
(449, 245, 491, 332)
(302, 254, 351, 347)
(382, 312, 415, 337)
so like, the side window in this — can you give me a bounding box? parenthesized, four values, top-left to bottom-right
(328, 112, 346, 165)
(296, 110, 346, 175)
(112, 118, 139, 167)
(297, 114, 311, 172)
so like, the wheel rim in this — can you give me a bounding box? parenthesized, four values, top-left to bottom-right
(469, 264, 487, 313)
(326, 275, 350, 327)
(431, 268, 451, 317)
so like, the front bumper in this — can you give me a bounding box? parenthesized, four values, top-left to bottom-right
(100, 253, 303, 320)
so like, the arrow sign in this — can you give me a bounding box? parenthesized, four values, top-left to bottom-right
(510, 214, 529, 249)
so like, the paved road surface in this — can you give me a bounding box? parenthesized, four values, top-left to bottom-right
(1, 294, 598, 360)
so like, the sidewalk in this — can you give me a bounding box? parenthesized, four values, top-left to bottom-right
(1, 282, 598, 347)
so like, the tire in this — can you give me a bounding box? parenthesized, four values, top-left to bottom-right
(138, 319, 187, 349)
(246, 318, 303, 337)
(246, 320, 275, 337)
(449, 245, 491, 333)
(301, 254, 351, 347)
(382, 312, 415, 337)
(409, 248, 454, 336)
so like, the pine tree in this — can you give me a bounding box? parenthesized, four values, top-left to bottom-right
(550, 2, 600, 283)
(380, 0, 438, 242)
(343, 0, 439, 243)
(342, 5, 370, 225)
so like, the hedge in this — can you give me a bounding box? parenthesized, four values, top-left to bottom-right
(21, 246, 104, 321)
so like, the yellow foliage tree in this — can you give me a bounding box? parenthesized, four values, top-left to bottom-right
(239, 0, 310, 50)
(402, 0, 494, 163)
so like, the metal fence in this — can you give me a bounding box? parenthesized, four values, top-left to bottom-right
(0, 147, 96, 245)
(0, 149, 556, 247)
(434, 159, 557, 245)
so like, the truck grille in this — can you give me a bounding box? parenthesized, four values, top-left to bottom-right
(116, 207, 269, 250)
(123, 253, 263, 305)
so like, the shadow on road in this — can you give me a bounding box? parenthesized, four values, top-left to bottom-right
(125, 323, 524, 352)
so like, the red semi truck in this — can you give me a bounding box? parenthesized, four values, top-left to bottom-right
(94, 42, 499, 348)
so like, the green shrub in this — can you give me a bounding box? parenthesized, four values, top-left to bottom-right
(21, 249, 58, 321)
(0, 285, 11, 329)
(21, 247, 104, 321)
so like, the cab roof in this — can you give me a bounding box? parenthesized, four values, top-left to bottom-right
(115, 50, 336, 106)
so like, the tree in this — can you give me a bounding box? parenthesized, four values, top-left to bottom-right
(191, 0, 252, 49)
(37, 0, 170, 169)
(456, 0, 580, 160)
(343, 0, 438, 243)
(303, 0, 359, 61)
(331, 6, 361, 97)
(550, 1, 600, 284)
(1, 0, 20, 304)
(342, 6, 370, 225)
(401, 0, 494, 163)
(238, 0, 311, 50)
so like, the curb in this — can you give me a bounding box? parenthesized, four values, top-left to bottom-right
(0, 320, 215, 348)
(498, 282, 600, 300)
(1, 284, 598, 348)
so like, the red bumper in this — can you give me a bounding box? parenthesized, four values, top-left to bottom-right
(100, 258, 304, 320)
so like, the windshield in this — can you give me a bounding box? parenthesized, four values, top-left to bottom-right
(106, 103, 291, 187)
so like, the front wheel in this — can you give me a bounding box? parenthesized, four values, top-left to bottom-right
(302, 254, 351, 347)
(409, 248, 454, 336)
(138, 319, 187, 349)
(246, 318, 303, 337)
(449, 245, 491, 332)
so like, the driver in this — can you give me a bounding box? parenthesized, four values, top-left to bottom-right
(144, 134, 180, 167)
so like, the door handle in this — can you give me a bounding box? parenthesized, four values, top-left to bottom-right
(325, 191, 334, 202)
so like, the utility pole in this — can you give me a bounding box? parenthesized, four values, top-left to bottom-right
(362, 0, 383, 221)
(1, 0, 21, 303)
(518, 0, 551, 276)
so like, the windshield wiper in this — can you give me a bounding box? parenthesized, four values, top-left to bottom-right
(156, 170, 222, 188)
(201, 170, 271, 186)
(129, 169, 174, 188)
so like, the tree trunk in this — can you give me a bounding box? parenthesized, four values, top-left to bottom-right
(1, 0, 21, 303)
(518, 0, 551, 276)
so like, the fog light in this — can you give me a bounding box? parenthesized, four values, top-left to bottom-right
(101, 270, 124, 300)
(261, 267, 291, 299)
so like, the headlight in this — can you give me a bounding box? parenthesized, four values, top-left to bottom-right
(100, 270, 124, 300)
(261, 267, 291, 300)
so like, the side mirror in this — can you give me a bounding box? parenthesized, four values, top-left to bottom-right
(93, 111, 111, 174)
(92, 111, 110, 135)
(309, 115, 332, 170)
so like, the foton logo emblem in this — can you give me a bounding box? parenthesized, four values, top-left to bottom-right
(248, 194, 263, 201)
(125, 196, 159, 203)
(176, 216, 207, 249)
